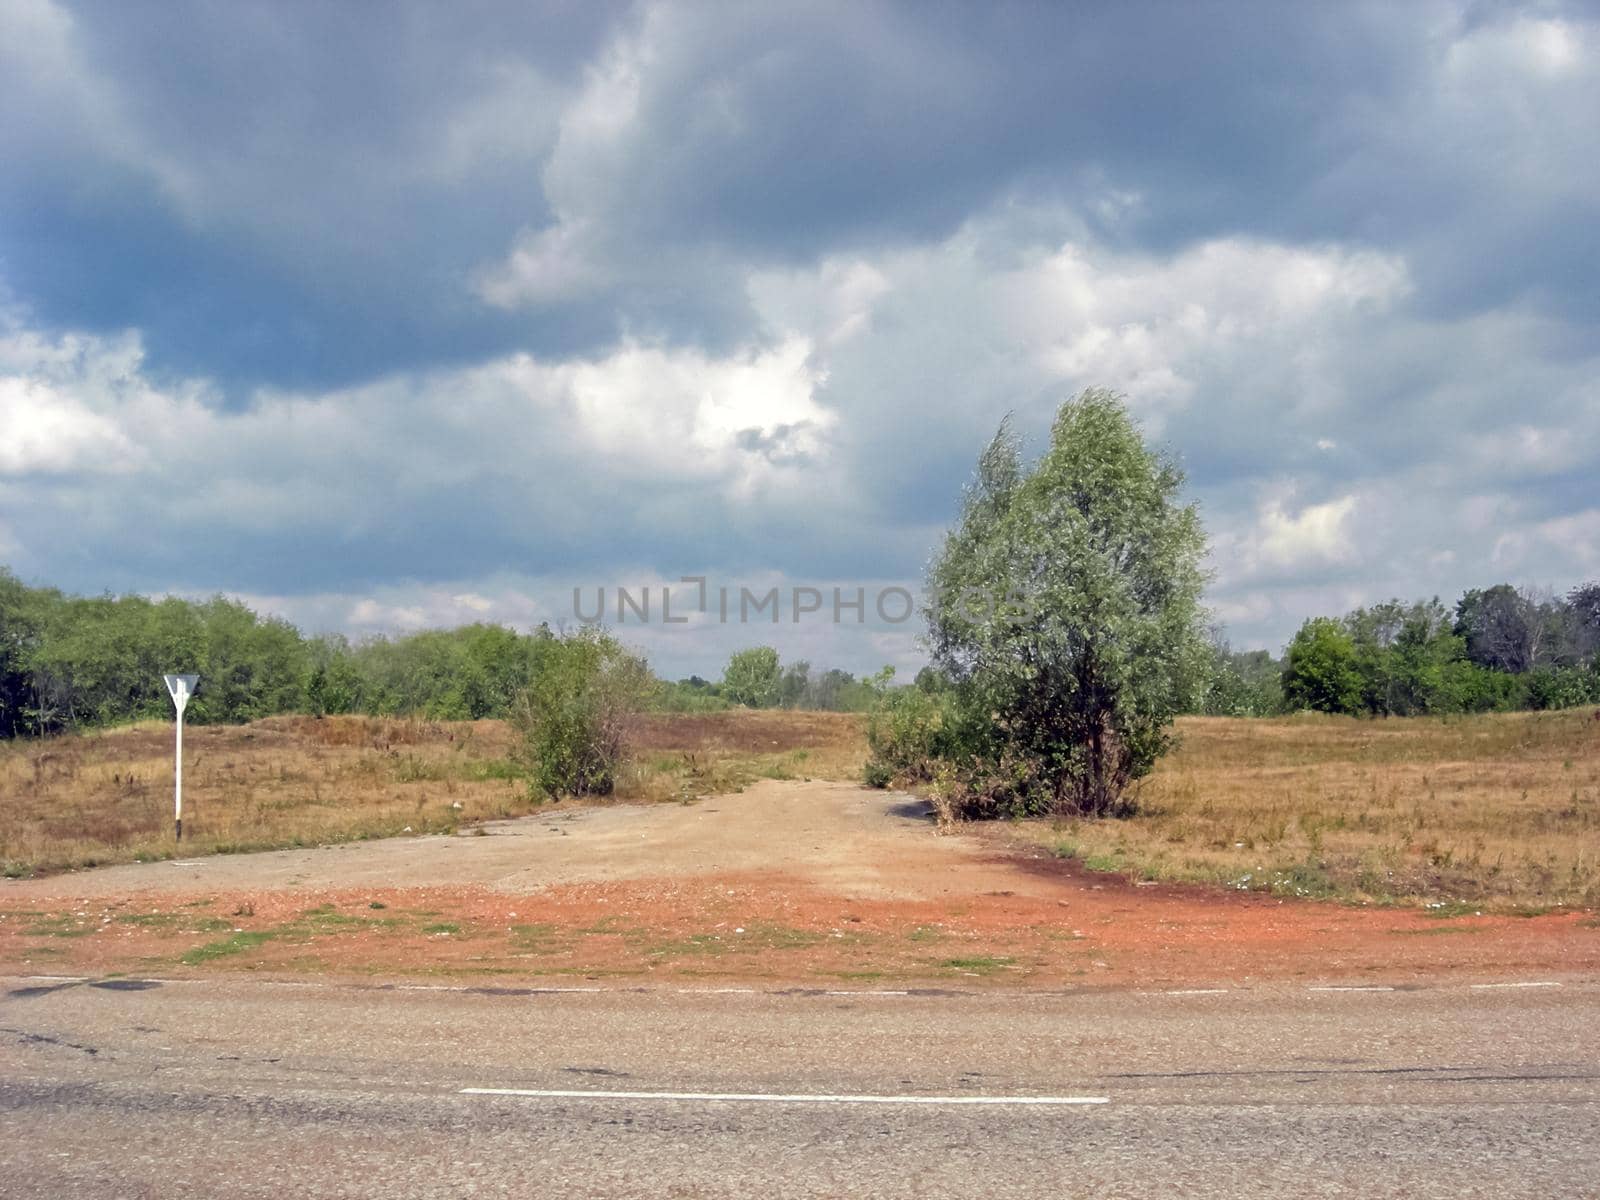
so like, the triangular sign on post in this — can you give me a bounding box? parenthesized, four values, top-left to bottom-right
(164, 674, 199, 714)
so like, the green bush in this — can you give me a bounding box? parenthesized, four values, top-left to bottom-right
(1281, 617, 1362, 714)
(722, 646, 781, 708)
(508, 629, 651, 799)
(861, 759, 894, 789)
(863, 674, 963, 785)
(1526, 665, 1599, 710)
(651, 678, 732, 713)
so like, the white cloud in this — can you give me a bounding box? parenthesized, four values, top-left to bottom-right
(0, 376, 135, 474)
(0, 312, 835, 491)
(1491, 509, 1600, 579)
(557, 334, 833, 484)
(475, 219, 608, 308)
(1257, 493, 1359, 570)
(474, 14, 655, 309)
(1444, 15, 1590, 83)
(746, 259, 891, 350)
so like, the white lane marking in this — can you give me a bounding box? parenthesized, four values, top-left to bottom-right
(674, 987, 755, 994)
(394, 984, 603, 993)
(1164, 989, 1228, 996)
(463, 1088, 1108, 1106)
(19, 975, 88, 983)
(1469, 981, 1561, 990)
(1308, 986, 1395, 992)
(825, 989, 910, 996)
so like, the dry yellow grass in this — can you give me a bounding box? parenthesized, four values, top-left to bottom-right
(0, 710, 868, 878)
(620, 710, 867, 802)
(0, 716, 535, 876)
(7, 707, 1596, 909)
(1023, 708, 1600, 909)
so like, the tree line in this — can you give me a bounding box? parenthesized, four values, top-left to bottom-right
(4, 567, 1597, 743)
(0, 569, 885, 738)
(1207, 583, 1600, 718)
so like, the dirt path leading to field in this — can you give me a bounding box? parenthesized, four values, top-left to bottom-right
(0, 781, 1001, 900)
(3, 780, 1598, 987)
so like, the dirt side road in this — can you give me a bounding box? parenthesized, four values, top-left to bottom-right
(2, 780, 1596, 987)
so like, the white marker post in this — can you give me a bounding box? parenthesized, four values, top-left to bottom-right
(164, 674, 199, 842)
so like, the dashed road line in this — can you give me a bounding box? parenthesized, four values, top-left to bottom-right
(1308, 986, 1396, 992)
(391, 983, 606, 994)
(462, 1087, 1109, 1106)
(1470, 981, 1561, 990)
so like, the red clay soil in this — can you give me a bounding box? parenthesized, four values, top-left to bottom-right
(2, 780, 1595, 988)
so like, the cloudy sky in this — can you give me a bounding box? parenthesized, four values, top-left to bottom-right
(2, 0, 1597, 678)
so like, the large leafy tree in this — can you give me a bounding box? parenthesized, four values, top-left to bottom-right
(926, 389, 1210, 817)
(1567, 581, 1600, 661)
(1281, 617, 1362, 714)
(1453, 584, 1557, 674)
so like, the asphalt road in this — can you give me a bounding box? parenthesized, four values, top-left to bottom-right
(3, 973, 1597, 1198)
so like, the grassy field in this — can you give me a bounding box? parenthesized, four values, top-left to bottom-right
(0, 711, 867, 877)
(624, 710, 867, 801)
(3, 707, 1598, 910)
(1018, 708, 1600, 910)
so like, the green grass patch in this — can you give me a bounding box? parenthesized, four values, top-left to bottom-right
(180, 931, 277, 965)
(644, 932, 729, 958)
(1389, 924, 1484, 936)
(1419, 902, 1485, 919)
(508, 923, 566, 954)
(939, 955, 1016, 974)
(736, 922, 826, 951)
(23, 915, 95, 938)
(576, 915, 639, 935)
(464, 759, 524, 782)
(115, 912, 232, 933)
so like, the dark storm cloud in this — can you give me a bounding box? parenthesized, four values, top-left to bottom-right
(1, 0, 627, 389)
(13, 0, 1573, 387)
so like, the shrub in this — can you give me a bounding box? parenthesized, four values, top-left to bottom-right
(926, 749, 1056, 823)
(1526, 665, 1600, 711)
(861, 759, 894, 789)
(508, 629, 651, 799)
(722, 646, 781, 708)
(863, 675, 962, 785)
